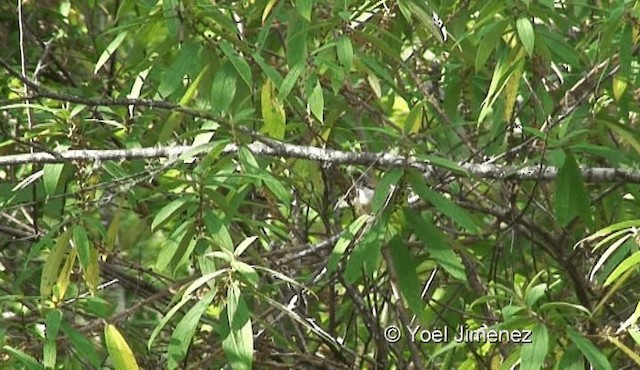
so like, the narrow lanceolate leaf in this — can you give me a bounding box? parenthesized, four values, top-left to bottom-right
(520, 324, 549, 370)
(286, 13, 308, 67)
(279, 62, 305, 101)
(516, 17, 535, 56)
(211, 62, 238, 113)
(167, 290, 216, 370)
(328, 215, 371, 273)
(337, 36, 354, 71)
(151, 198, 190, 232)
(41, 229, 72, 297)
(72, 226, 91, 272)
(260, 79, 286, 139)
(85, 245, 100, 296)
(104, 324, 140, 370)
(222, 283, 254, 370)
(94, 31, 127, 74)
(603, 251, 640, 287)
(407, 171, 478, 233)
(54, 249, 76, 302)
(388, 236, 428, 323)
(566, 328, 612, 370)
(503, 49, 526, 121)
(404, 209, 467, 282)
(62, 322, 100, 368)
(308, 80, 324, 123)
(371, 169, 403, 214)
(43, 163, 65, 195)
(219, 41, 253, 89)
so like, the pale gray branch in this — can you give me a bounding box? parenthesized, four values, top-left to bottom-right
(1, 142, 639, 183)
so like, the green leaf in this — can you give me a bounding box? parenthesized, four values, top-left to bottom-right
(211, 62, 237, 113)
(147, 296, 193, 350)
(156, 220, 195, 272)
(167, 290, 216, 370)
(94, 31, 127, 74)
(234, 235, 258, 258)
(308, 80, 324, 123)
(600, 120, 640, 155)
(475, 18, 509, 72)
(516, 17, 535, 56)
(407, 171, 478, 233)
(162, 0, 180, 36)
(297, 0, 312, 21)
(404, 209, 467, 281)
(554, 152, 593, 227)
(388, 236, 427, 322)
(222, 283, 254, 370)
(279, 62, 305, 101)
(557, 345, 585, 370)
(286, 13, 308, 67)
(60, 321, 101, 369)
(72, 226, 90, 272)
(43, 163, 65, 195)
(232, 260, 259, 287)
(520, 324, 549, 370)
(566, 328, 612, 370)
(252, 53, 283, 86)
(327, 214, 371, 275)
(158, 64, 209, 142)
(151, 198, 190, 232)
(404, 102, 423, 134)
(203, 210, 234, 252)
(372, 169, 403, 213)
(603, 251, 640, 287)
(219, 41, 253, 89)
(336, 36, 353, 71)
(260, 79, 286, 140)
(1, 346, 43, 370)
(104, 324, 140, 370)
(43, 339, 56, 369)
(344, 223, 382, 283)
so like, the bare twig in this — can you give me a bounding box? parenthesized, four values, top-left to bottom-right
(2, 142, 640, 183)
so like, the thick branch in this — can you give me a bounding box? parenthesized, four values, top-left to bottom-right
(1, 142, 639, 183)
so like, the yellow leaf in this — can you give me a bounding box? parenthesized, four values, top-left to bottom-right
(612, 75, 628, 101)
(54, 249, 76, 303)
(105, 324, 140, 370)
(260, 79, 286, 139)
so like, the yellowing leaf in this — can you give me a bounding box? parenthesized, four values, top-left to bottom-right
(54, 249, 76, 302)
(612, 76, 628, 101)
(260, 79, 286, 139)
(105, 324, 140, 370)
(85, 246, 100, 296)
(41, 229, 72, 298)
(504, 49, 526, 121)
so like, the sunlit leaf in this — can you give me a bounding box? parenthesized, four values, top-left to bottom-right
(104, 324, 140, 370)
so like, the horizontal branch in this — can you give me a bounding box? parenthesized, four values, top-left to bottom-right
(1, 141, 639, 183)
